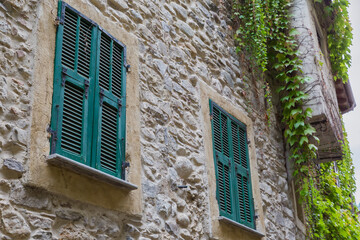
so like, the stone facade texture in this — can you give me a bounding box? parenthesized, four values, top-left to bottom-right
(0, 0, 339, 239)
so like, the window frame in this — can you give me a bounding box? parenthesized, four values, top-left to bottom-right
(49, 1, 128, 180)
(209, 99, 256, 229)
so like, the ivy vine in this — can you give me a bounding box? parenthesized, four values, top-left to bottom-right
(322, 0, 353, 83)
(232, 0, 359, 238)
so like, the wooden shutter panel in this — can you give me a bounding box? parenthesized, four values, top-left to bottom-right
(60, 81, 84, 155)
(98, 100, 121, 175)
(111, 42, 123, 98)
(92, 30, 126, 178)
(61, 7, 93, 78)
(212, 106, 235, 220)
(231, 120, 255, 228)
(50, 3, 97, 164)
(61, 9, 77, 70)
(99, 32, 112, 90)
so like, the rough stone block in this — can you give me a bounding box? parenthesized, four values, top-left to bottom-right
(2, 158, 24, 175)
(108, 0, 129, 11)
(175, 157, 193, 179)
(0, 209, 31, 239)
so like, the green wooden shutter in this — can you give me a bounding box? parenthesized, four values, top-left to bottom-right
(231, 121, 255, 228)
(212, 106, 235, 220)
(210, 100, 255, 228)
(51, 1, 127, 179)
(50, 3, 97, 164)
(92, 29, 126, 178)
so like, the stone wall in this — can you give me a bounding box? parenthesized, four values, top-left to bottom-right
(290, 0, 343, 162)
(0, 0, 310, 239)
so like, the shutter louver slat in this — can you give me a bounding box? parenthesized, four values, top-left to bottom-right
(61, 82, 83, 155)
(100, 103, 118, 173)
(217, 160, 232, 215)
(239, 128, 248, 169)
(112, 43, 123, 98)
(99, 33, 111, 90)
(62, 9, 77, 70)
(218, 161, 226, 212)
(231, 122, 241, 165)
(224, 165, 232, 215)
(77, 18, 92, 78)
(237, 174, 246, 221)
(243, 176, 251, 222)
(213, 108, 222, 153)
(221, 114, 230, 157)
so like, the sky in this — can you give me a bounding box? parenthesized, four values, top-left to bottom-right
(343, 0, 360, 204)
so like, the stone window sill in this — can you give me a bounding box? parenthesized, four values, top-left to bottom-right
(218, 216, 265, 238)
(47, 154, 138, 190)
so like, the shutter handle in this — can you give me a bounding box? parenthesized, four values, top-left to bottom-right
(84, 80, 90, 99)
(99, 88, 104, 106)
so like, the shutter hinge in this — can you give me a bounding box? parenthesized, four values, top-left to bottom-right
(99, 88, 105, 106)
(61, 67, 67, 86)
(54, 16, 61, 26)
(247, 139, 251, 145)
(121, 161, 130, 179)
(247, 170, 250, 177)
(210, 114, 213, 120)
(47, 126, 58, 154)
(124, 63, 131, 73)
(122, 161, 130, 169)
(84, 80, 90, 99)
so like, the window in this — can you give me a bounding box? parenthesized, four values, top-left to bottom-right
(210, 100, 255, 229)
(49, 1, 128, 180)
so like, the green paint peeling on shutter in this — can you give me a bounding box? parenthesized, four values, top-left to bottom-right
(210, 100, 255, 229)
(50, 1, 127, 179)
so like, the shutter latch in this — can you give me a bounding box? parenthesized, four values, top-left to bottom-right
(84, 80, 90, 98)
(61, 67, 67, 86)
(99, 88, 105, 106)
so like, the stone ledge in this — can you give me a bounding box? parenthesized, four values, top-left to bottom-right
(218, 217, 265, 238)
(47, 154, 138, 190)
